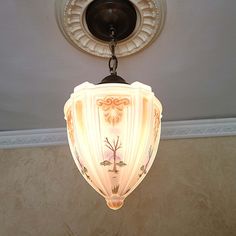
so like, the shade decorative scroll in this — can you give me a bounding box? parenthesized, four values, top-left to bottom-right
(64, 82, 162, 210)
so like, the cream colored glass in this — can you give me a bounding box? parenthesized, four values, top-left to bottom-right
(64, 82, 162, 210)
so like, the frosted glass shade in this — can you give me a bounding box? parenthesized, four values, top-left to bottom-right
(64, 82, 162, 210)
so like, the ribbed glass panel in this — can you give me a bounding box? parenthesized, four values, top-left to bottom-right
(64, 82, 162, 210)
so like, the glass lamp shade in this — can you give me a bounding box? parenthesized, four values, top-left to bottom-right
(64, 81, 162, 210)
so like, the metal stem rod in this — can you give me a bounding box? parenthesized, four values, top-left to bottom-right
(108, 27, 118, 75)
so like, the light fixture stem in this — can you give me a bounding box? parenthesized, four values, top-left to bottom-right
(108, 27, 118, 75)
(98, 26, 128, 84)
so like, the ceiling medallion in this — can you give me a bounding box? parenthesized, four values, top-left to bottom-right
(56, 0, 166, 57)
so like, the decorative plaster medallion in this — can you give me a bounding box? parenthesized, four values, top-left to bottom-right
(55, 0, 166, 57)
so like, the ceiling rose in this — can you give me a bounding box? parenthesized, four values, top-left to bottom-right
(56, 0, 166, 57)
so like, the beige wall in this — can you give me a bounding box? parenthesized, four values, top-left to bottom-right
(0, 137, 236, 236)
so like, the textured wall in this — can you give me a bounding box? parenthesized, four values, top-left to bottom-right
(0, 137, 236, 236)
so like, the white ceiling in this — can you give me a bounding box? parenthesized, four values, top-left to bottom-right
(0, 0, 235, 131)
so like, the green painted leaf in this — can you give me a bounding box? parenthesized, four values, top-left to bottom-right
(140, 165, 145, 171)
(100, 160, 112, 166)
(116, 161, 127, 167)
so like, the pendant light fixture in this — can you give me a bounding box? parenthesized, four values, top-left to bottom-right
(56, 0, 166, 210)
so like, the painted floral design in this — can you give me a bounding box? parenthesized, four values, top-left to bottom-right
(75, 149, 91, 181)
(100, 136, 126, 173)
(112, 185, 119, 194)
(97, 97, 130, 126)
(154, 108, 160, 143)
(124, 188, 131, 195)
(98, 188, 105, 195)
(139, 146, 153, 178)
(66, 109, 74, 144)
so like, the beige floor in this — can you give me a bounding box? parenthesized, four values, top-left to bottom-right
(0, 136, 236, 236)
